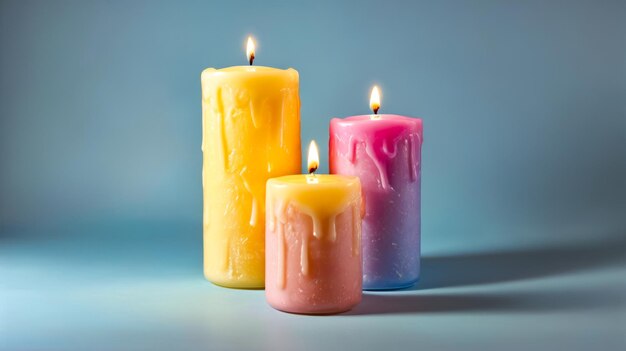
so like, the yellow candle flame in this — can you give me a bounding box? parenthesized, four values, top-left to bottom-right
(246, 36, 255, 65)
(307, 140, 319, 174)
(370, 85, 381, 115)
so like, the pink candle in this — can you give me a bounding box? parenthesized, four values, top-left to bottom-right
(265, 141, 363, 314)
(329, 87, 423, 290)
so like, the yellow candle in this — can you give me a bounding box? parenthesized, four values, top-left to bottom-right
(200, 37, 301, 288)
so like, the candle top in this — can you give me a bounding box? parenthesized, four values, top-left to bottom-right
(202, 65, 298, 75)
(330, 114, 423, 190)
(268, 174, 359, 188)
(267, 174, 361, 242)
(202, 36, 298, 80)
(200, 66, 299, 95)
(331, 114, 423, 135)
(215, 65, 287, 72)
(268, 174, 361, 207)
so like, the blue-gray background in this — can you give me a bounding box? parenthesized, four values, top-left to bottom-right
(1, 1, 625, 350)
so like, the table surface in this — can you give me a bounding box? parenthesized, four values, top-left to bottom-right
(1, 223, 625, 351)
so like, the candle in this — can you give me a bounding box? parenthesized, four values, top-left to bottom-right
(201, 37, 301, 288)
(265, 141, 363, 314)
(329, 86, 423, 290)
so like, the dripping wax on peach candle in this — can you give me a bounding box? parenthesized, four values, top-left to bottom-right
(265, 141, 363, 314)
(201, 36, 301, 288)
(329, 86, 423, 290)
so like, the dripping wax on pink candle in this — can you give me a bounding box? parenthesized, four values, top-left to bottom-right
(329, 86, 423, 290)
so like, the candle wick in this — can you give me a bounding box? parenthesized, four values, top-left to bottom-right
(308, 167, 317, 175)
(249, 54, 255, 66)
(373, 107, 379, 115)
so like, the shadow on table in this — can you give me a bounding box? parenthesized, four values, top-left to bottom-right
(343, 236, 626, 316)
(344, 289, 623, 315)
(412, 236, 626, 290)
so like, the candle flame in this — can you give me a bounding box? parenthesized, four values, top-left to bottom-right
(246, 36, 255, 65)
(307, 140, 319, 174)
(370, 85, 381, 114)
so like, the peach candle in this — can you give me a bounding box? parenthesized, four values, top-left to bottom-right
(265, 141, 363, 314)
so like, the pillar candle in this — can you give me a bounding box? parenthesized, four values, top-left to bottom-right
(265, 141, 363, 314)
(329, 87, 423, 290)
(200, 38, 301, 288)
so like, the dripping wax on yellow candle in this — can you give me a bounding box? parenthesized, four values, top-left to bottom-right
(201, 36, 301, 289)
(265, 141, 363, 314)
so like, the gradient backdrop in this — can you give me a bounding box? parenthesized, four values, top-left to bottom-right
(1, 0, 625, 350)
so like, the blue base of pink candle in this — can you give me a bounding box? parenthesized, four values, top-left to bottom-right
(362, 277, 420, 291)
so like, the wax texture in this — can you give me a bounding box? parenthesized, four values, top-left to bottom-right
(201, 66, 301, 288)
(330, 115, 423, 290)
(265, 175, 362, 314)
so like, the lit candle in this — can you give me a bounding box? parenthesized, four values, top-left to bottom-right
(265, 141, 363, 314)
(201, 36, 301, 288)
(329, 86, 424, 290)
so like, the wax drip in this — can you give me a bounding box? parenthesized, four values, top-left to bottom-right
(311, 215, 322, 239)
(265, 102, 271, 175)
(297, 203, 354, 275)
(347, 136, 358, 163)
(345, 135, 392, 190)
(268, 197, 275, 232)
(310, 215, 337, 242)
(365, 141, 392, 191)
(279, 90, 287, 148)
(382, 138, 398, 158)
(337, 130, 422, 189)
(328, 216, 337, 242)
(301, 232, 309, 275)
(272, 196, 358, 287)
(216, 87, 228, 171)
(239, 167, 258, 227)
(407, 134, 416, 181)
(274, 199, 288, 288)
(249, 99, 259, 129)
(352, 202, 360, 257)
(277, 221, 286, 288)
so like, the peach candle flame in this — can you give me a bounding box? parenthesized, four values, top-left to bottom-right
(370, 85, 381, 116)
(246, 36, 255, 65)
(307, 140, 319, 174)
